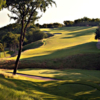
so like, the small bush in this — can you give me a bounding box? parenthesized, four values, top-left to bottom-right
(24, 29, 48, 45)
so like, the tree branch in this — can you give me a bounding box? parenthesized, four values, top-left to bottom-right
(22, 7, 37, 42)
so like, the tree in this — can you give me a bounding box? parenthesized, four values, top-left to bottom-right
(0, 43, 4, 57)
(42, 24, 48, 28)
(91, 18, 100, 22)
(95, 25, 100, 40)
(0, 43, 4, 52)
(2, 32, 19, 51)
(81, 17, 91, 22)
(53, 23, 63, 28)
(0, 0, 6, 42)
(64, 21, 74, 26)
(47, 23, 54, 28)
(6, 0, 56, 74)
(0, 0, 6, 10)
(36, 23, 41, 28)
(0, 42, 6, 57)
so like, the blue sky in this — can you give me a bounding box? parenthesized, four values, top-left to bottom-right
(0, 0, 100, 27)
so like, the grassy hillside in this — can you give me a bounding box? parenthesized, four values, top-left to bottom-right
(0, 25, 100, 100)
(5, 26, 99, 61)
(1, 26, 100, 70)
(0, 69, 100, 100)
(22, 40, 44, 51)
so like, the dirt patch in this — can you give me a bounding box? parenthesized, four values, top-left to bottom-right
(17, 73, 58, 81)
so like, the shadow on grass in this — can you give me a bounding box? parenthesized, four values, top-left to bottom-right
(1, 42, 100, 70)
(61, 28, 96, 39)
(43, 31, 50, 33)
(51, 26, 92, 31)
(0, 73, 100, 100)
(15, 42, 100, 70)
(21, 42, 99, 61)
(22, 41, 43, 51)
(40, 69, 100, 83)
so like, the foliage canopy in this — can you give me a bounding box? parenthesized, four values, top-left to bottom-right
(0, 43, 4, 52)
(6, 0, 56, 25)
(0, 0, 6, 10)
(5, 0, 56, 74)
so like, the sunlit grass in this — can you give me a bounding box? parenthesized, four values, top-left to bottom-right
(5, 26, 98, 61)
(13, 69, 100, 83)
(1, 69, 100, 100)
(6, 69, 100, 91)
(0, 51, 13, 58)
(0, 26, 100, 100)
(22, 40, 43, 51)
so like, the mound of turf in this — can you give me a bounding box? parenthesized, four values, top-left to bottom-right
(22, 40, 43, 51)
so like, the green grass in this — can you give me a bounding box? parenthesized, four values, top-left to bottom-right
(1, 69, 100, 100)
(22, 40, 43, 51)
(0, 26, 100, 99)
(0, 51, 14, 58)
(1, 26, 100, 70)
(14, 69, 100, 82)
(5, 26, 99, 61)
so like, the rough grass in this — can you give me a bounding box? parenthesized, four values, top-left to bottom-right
(1, 53, 100, 70)
(0, 69, 100, 100)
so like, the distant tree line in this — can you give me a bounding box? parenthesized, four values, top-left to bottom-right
(35, 17, 100, 28)
(95, 25, 100, 40)
(36, 22, 64, 28)
(63, 17, 100, 26)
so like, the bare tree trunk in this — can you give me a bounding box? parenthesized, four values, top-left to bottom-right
(13, 19, 24, 75)
(13, 41, 23, 74)
(13, 9, 35, 75)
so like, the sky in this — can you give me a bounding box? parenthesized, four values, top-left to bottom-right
(0, 0, 100, 27)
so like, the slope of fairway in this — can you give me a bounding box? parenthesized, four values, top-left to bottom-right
(1, 69, 100, 100)
(6, 26, 99, 60)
